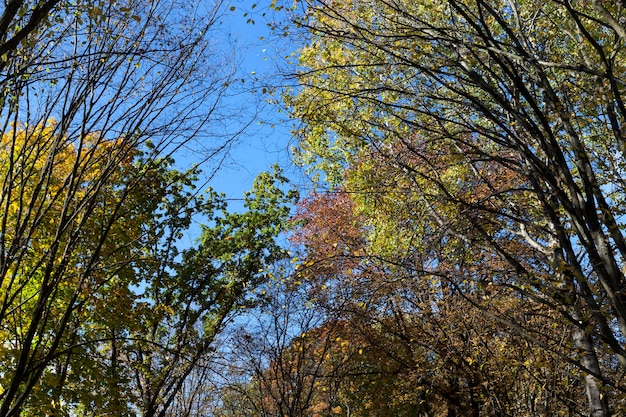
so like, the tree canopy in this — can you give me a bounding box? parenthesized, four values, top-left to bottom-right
(254, 0, 626, 415)
(0, 1, 299, 416)
(9, 0, 626, 416)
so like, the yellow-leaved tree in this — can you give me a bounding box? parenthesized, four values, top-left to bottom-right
(0, 120, 158, 415)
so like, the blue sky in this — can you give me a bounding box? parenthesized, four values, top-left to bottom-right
(169, 1, 306, 247)
(204, 2, 302, 207)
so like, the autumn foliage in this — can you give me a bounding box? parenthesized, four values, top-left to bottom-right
(256, 0, 626, 415)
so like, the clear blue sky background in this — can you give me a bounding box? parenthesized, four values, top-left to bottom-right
(170, 1, 306, 246)
(204, 1, 303, 207)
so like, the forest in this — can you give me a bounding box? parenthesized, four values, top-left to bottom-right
(1, 0, 626, 416)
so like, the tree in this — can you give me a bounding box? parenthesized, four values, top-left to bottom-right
(289, 190, 589, 416)
(0, 0, 63, 76)
(215, 187, 588, 416)
(0, 0, 274, 415)
(0, 121, 160, 416)
(213, 260, 328, 417)
(0, 121, 297, 417)
(280, 0, 626, 414)
(122, 167, 297, 417)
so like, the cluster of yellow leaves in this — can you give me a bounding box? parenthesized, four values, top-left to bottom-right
(0, 120, 150, 415)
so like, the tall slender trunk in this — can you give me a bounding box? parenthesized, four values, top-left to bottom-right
(570, 308, 611, 417)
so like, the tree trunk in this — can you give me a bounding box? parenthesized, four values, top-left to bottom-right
(570, 309, 611, 417)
